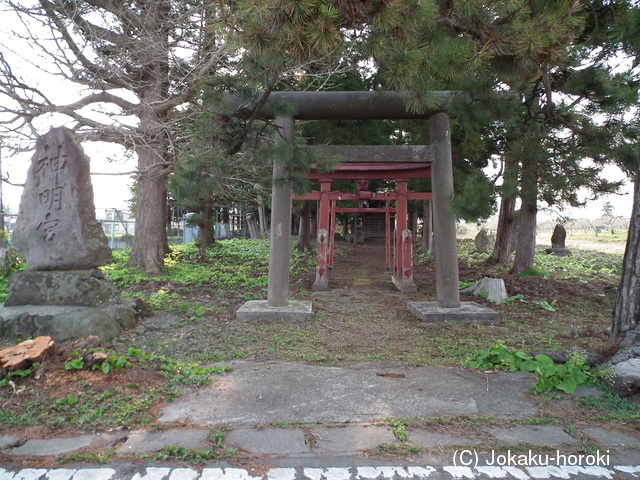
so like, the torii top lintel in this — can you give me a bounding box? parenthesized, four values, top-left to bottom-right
(304, 145, 431, 181)
(227, 91, 459, 120)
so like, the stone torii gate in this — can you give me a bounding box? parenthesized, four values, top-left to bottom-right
(235, 91, 498, 323)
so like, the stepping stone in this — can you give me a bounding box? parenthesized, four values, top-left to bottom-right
(116, 429, 210, 454)
(225, 428, 309, 455)
(312, 425, 396, 453)
(409, 430, 482, 448)
(488, 425, 577, 446)
(583, 427, 640, 447)
(10, 435, 95, 456)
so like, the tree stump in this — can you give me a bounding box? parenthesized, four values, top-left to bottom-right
(461, 277, 508, 303)
(0, 336, 55, 373)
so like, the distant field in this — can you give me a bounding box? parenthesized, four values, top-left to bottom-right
(539, 229, 627, 254)
(460, 227, 628, 255)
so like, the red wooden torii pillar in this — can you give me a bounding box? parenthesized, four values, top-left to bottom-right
(295, 148, 431, 293)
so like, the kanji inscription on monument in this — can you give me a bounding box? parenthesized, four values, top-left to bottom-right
(13, 127, 112, 270)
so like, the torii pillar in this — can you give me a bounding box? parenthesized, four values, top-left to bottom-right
(236, 115, 313, 321)
(408, 113, 498, 322)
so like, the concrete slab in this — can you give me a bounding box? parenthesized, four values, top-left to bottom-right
(409, 430, 482, 448)
(488, 425, 578, 446)
(408, 301, 499, 323)
(115, 429, 210, 455)
(10, 435, 95, 456)
(236, 300, 313, 321)
(312, 426, 396, 454)
(0, 435, 22, 450)
(159, 361, 536, 426)
(582, 427, 640, 447)
(225, 428, 309, 455)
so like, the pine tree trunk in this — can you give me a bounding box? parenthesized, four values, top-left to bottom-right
(611, 155, 640, 347)
(491, 157, 518, 264)
(490, 195, 516, 264)
(197, 196, 215, 256)
(512, 159, 538, 275)
(296, 201, 312, 251)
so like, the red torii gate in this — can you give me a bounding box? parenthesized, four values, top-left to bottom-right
(295, 147, 431, 292)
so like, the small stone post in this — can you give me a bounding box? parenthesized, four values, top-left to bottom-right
(267, 116, 294, 307)
(430, 113, 460, 308)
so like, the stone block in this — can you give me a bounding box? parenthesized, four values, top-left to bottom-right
(409, 430, 481, 448)
(408, 302, 499, 323)
(115, 429, 211, 455)
(0, 305, 125, 343)
(582, 427, 640, 447)
(312, 425, 396, 454)
(225, 427, 309, 455)
(10, 435, 95, 456)
(4, 271, 119, 307)
(488, 426, 577, 446)
(236, 300, 313, 321)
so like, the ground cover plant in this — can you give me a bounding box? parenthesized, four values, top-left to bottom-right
(0, 235, 636, 455)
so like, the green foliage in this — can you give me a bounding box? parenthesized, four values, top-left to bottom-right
(57, 450, 114, 465)
(463, 341, 602, 394)
(501, 294, 525, 306)
(103, 240, 313, 312)
(0, 249, 25, 302)
(153, 446, 214, 465)
(531, 353, 588, 395)
(535, 300, 556, 312)
(64, 358, 85, 371)
(93, 355, 132, 374)
(386, 418, 412, 441)
(535, 248, 623, 282)
(575, 384, 640, 422)
(463, 341, 533, 373)
(517, 266, 549, 278)
(0, 362, 41, 389)
(55, 394, 79, 406)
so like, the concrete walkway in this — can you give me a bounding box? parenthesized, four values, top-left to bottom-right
(1, 361, 639, 479)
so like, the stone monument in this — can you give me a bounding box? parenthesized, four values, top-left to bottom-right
(474, 229, 491, 253)
(545, 224, 571, 256)
(0, 127, 139, 342)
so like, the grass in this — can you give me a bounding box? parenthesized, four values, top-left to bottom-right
(88, 238, 623, 367)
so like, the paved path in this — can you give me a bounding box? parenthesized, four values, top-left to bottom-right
(0, 361, 639, 479)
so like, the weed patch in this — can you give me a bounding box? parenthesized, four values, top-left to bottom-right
(463, 341, 611, 394)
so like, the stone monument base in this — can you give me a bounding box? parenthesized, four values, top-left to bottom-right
(408, 301, 499, 323)
(236, 300, 313, 322)
(0, 271, 141, 342)
(0, 304, 137, 343)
